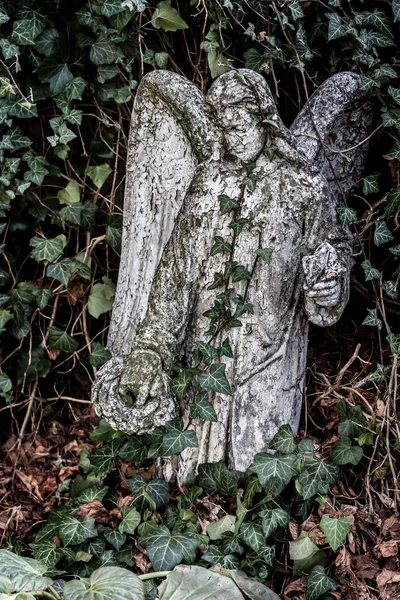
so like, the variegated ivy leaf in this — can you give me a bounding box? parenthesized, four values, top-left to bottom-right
(250, 452, 297, 496)
(238, 522, 265, 552)
(103, 528, 126, 551)
(336, 203, 357, 228)
(327, 13, 346, 41)
(89, 438, 123, 475)
(382, 280, 398, 299)
(387, 332, 400, 353)
(58, 513, 97, 546)
(162, 418, 198, 455)
(261, 507, 289, 538)
(210, 235, 232, 256)
(362, 308, 382, 330)
(31, 541, 63, 568)
(374, 221, 394, 246)
(361, 260, 380, 281)
(30, 233, 66, 263)
(129, 475, 170, 510)
(199, 362, 232, 395)
(46, 258, 76, 285)
(306, 565, 337, 600)
(297, 458, 338, 500)
(119, 506, 141, 535)
(190, 392, 217, 422)
(269, 424, 296, 454)
(363, 172, 380, 196)
(202, 545, 240, 569)
(139, 525, 197, 571)
(47, 326, 79, 353)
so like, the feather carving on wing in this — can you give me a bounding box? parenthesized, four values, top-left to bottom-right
(107, 71, 216, 356)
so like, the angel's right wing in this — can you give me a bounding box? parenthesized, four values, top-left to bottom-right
(107, 71, 214, 356)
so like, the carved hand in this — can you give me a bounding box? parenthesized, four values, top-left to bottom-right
(304, 276, 341, 308)
(92, 350, 177, 434)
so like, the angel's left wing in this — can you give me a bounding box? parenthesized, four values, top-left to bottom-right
(107, 71, 215, 356)
(290, 72, 372, 202)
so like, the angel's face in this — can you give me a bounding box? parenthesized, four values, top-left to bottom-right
(218, 104, 266, 162)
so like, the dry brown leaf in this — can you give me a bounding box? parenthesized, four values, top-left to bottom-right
(377, 569, 400, 587)
(134, 552, 151, 574)
(77, 500, 108, 522)
(376, 540, 399, 558)
(353, 554, 380, 579)
(283, 577, 307, 596)
(335, 547, 352, 578)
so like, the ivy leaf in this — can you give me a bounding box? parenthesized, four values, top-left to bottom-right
(362, 308, 382, 330)
(90, 35, 116, 65)
(207, 515, 236, 540)
(119, 434, 150, 466)
(289, 0, 304, 21)
(255, 248, 273, 264)
(162, 418, 198, 455)
(269, 424, 296, 454)
(105, 214, 123, 249)
(261, 507, 289, 538)
(31, 541, 63, 568)
(61, 77, 87, 102)
(103, 529, 126, 551)
(139, 525, 185, 570)
(374, 221, 394, 246)
(320, 515, 352, 552)
(88, 276, 116, 319)
(232, 265, 251, 282)
(11, 12, 47, 45)
(238, 522, 265, 552)
(250, 453, 297, 496)
(58, 514, 97, 546)
(361, 260, 380, 281)
(331, 436, 363, 466)
(394, 0, 400, 22)
(90, 439, 123, 475)
(306, 565, 338, 600)
(119, 506, 141, 535)
(190, 392, 218, 422)
(198, 460, 239, 495)
(385, 187, 400, 217)
(47, 326, 79, 353)
(59, 203, 83, 226)
(199, 362, 232, 395)
(389, 86, 400, 106)
(210, 236, 232, 256)
(387, 332, 400, 353)
(151, 1, 188, 32)
(336, 203, 357, 228)
(363, 172, 380, 196)
(327, 13, 346, 41)
(30, 233, 67, 263)
(87, 164, 113, 189)
(297, 459, 339, 500)
(130, 476, 170, 510)
(202, 546, 240, 569)
(46, 258, 76, 285)
(90, 342, 111, 367)
(35, 56, 74, 95)
(218, 194, 239, 215)
(63, 566, 145, 600)
(34, 27, 59, 56)
(57, 180, 80, 206)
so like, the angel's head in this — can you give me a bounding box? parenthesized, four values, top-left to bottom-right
(207, 69, 280, 162)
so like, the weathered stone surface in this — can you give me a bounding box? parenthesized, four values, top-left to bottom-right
(92, 69, 371, 481)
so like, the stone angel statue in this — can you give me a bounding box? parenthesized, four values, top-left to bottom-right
(92, 69, 371, 481)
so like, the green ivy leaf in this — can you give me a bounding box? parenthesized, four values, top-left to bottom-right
(202, 546, 240, 569)
(88, 276, 116, 319)
(255, 248, 273, 264)
(130, 476, 170, 510)
(63, 566, 145, 600)
(0, 549, 51, 593)
(210, 236, 232, 256)
(207, 515, 236, 540)
(190, 392, 218, 422)
(297, 459, 338, 500)
(363, 172, 380, 196)
(35, 56, 74, 95)
(59, 203, 83, 226)
(374, 221, 394, 246)
(362, 308, 382, 330)
(151, 1, 188, 32)
(387, 332, 400, 353)
(87, 164, 113, 189)
(58, 513, 97, 546)
(250, 453, 297, 496)
(11, 12, 47, 45)
(90, 35, 116, 65)
(361, 260, 380, 281)
(327, 13, 346, 41)
(331, 437, 363, 466)
(269, 424, 296, 454)
(261, 507, 289, 538)
(232, 265, 251, 282)
(306, 565, 338, 600)
(105, 214, 123, 249)
(199, 362, 232, 395)
(119, 506, 141, 535)
(57, 180, 80, 206)
(47, 326, 79, 353)
(218, 194, 239, 215)
(103, 529, 126, 551)
(47, 261, 76, 289)
(90, 439, 123, 475)
(319, 515, 352, 552)
(336, 203, 357, 228)
(90, 342, 111, 367)
(394, 0, 400, 22)
(198, 460, 239, 495)
(31, 541, 63, 568)
(30, 233, 67, 263)
(119, 434, 150, 466)
(238, 522, 265, 552)
(162, 418, 198, 455)
(139, 525, 195, 570)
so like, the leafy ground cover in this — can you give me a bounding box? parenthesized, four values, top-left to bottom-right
(0, 1, 400, 599)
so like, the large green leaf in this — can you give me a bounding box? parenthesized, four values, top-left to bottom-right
(30, 234, 66, 263)
(0, 550, 50, 593)
(199, 363, 232, 395)
(88, 277, 116, 319)
(198, 461, 239, 496)
(261, 507, 289, 538)
(63, 566, 145, 600)
(190, 392, 217, 422)
(158, 565, 244, 600)
(47, 326, 79, 353)
(250, 452, 297, 496)
(139, 525, 197, 571)
(46, 258, 75, 285)
(57, 180, 80, 205)
(11, 12, 47, 45)
(320, 515, 352, 552)
(306, 565, 337, 600)
(162, 418, 198, 455)
(90, 35, 116, 65)
(151, 1, 188, 32)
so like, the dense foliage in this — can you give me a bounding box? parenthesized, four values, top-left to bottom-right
(1, 1, 400, 599)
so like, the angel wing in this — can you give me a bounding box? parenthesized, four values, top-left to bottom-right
(290, 72, 372, 201)
(107, 71, 215, 356)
